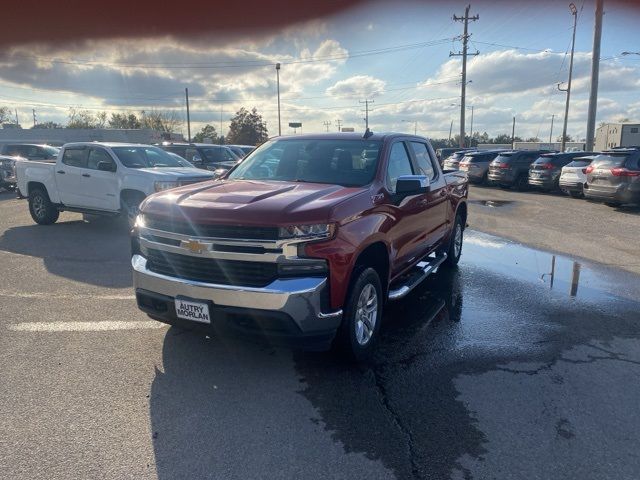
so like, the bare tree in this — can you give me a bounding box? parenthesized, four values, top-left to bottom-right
(140, 109, 182, 133)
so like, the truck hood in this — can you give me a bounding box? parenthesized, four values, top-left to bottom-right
(135, 167, 215, 179)
(141, 179, 366, 226)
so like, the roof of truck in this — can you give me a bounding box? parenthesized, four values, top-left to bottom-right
(270, 132, 428, 142)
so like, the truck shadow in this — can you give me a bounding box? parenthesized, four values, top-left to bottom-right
(147, 268, 485, 480)
(0, 217, 132, 288)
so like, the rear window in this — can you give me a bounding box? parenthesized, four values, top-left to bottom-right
(591, 154, 628, 168)
(494, 153, 514, 163)
(565, 160, 592, 168)
(533, 155, 554, 165)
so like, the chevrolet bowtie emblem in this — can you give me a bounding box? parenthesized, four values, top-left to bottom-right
(183, 239, 208, 254)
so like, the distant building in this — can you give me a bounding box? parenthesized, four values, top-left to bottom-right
(595, 123, 640, 151)
(0, 128, 183, 146)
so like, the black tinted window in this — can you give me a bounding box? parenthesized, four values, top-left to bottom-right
(62, 148, 88, 168)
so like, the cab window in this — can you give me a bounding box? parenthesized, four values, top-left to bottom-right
(386, 142, 414, 193)
(410, 142, 436, 179)
(62, 148, 88, 168)
(87, 148, 115, 171)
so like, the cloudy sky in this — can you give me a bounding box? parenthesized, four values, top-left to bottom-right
(0, 0, 638, 140)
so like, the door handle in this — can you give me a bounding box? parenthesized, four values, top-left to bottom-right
(56, 170, 65, 174)
(439, 190, 447, 197)
(82, 173, 91, 178)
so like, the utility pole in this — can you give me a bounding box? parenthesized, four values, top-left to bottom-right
(219, 104, 223, 142)
(360, 99, 374, 130)
(185, 88, 191, 142)
(558, 3, 578, 152)
(32, 109, 36, 127)
(448, 120, 454, 145)
(336, 119, 343, 132)
(14, 109, 19, 127)
(511, 116, 516, 149)
(585, 0, 604, 152)
(276, 63, 281, 136)
(451, 4, 479, 148)
(549, 114, 555, 144)
(469, 106, 474, 143)
(323, 120, 332, 132)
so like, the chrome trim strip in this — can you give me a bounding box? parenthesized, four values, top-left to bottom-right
(139, 237, 286, 262)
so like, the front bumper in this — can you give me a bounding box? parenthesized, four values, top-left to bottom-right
(0, 169, 16, 186)
(132, 254, 342, 347)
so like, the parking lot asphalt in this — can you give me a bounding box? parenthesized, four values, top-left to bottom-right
(1, 189, 640, 480)
(467, 185, 640, 275)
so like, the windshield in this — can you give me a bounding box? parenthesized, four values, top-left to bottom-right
(228, 138, 383, 187)
(112, 146, 185, 168)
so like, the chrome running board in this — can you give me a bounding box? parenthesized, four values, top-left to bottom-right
(388, 253, 448, 301)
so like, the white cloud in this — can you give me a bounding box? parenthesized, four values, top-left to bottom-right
(326, 75, 386, 99)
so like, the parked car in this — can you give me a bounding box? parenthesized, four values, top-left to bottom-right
(559, 155, 598, 198)
(436, 147, 475, 162)
(528, 151, 594, 192)
(226, 145, 247, 159)
(458, 150, 505, 184)
(0, 143, 59, 161)
(16, 142, 216, 226)
(583, 148, 640, 206)
(156, 142, 240, 170)
(230, 145, 256, 156)
(0, 155, 17, 192)
(442, 148, 477, 170)
(131, 132, 469, 360)
(487, 150, 554, 190)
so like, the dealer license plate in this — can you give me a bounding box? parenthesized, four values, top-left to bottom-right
(175, 298, 211, 324)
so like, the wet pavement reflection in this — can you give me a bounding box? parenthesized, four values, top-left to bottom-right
(294, 230, 640, 479)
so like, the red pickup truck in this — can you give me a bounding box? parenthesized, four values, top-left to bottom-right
(131, 132, 468, 360)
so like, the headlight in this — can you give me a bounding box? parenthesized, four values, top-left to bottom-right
(278, 223, 335, 240)
(154, 181, 180, 192)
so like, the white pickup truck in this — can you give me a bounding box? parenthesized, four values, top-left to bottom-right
(16, 142, 216, 225)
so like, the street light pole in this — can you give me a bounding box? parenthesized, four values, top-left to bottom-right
(558, 3, 578, 152)
(469, 106, 474, 144)
(549, 114, 555, 144)
(275, 63, 281, 136)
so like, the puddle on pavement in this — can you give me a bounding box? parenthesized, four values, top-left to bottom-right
(469, 200, 514, 207)
(463, 230, 639, 303)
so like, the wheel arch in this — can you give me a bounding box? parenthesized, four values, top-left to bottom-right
(351, 241, 391, 299)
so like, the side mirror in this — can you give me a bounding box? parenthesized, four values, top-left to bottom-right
(396, 175, 430, 195)
(97, 161, 116, 172)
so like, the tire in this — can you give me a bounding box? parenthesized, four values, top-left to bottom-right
(568, 190, 583, 199)
(121, 193, 146, 228)
(28, 187, 59, 225)
(605, 202, 621, 208)
(335, 267, 383, 362)
(499, 184, 511, 190)
(443, 214, 464, 267)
